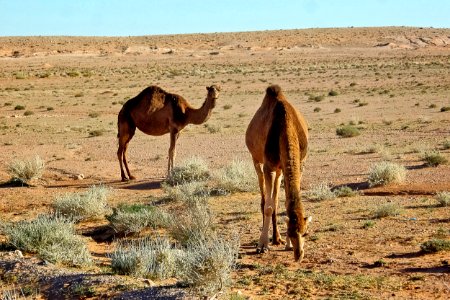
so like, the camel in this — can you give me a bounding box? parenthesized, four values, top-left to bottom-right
(117, 84, 220, 181)
(245, 85, 311, 262)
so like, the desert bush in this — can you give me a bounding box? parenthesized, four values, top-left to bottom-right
(204, 123, 221, 133)
(313, 107, 321, 113)
(110, 236, 180, 279)
(88, 129, 104, 137)
(336, 125, 360, 138)
(7, 155, 45, 184)
(440, 106, 450, 112)
(334, 186, 359, 197)
(328, 90, 339, 96)
(443, 140, 450, 150)
(307, 182, 336, 201)
(223, 104, 232, 110)
(435, 191, 450, 207)
(422, 151, 448, 167)
(14, 105, 25, 110)
(165, 157, 210, 186)
(372, 203, 403, 219)
(88, 112, 99, 118)
(308, 95, 324, 102)
(4, 214, 92, 266)
(420, 239, 450, 253)
(107, 203, 170, 235)
(177, 233, 239, 296)
(367, 161, 406, 187)
(53, 185, 111, 222)
(162, 181, 209, 203)
(213, 159, 258, 194)
(334, 108, 341, 113)
(23, 110, 34, 116)
(168, 200, 213, 246)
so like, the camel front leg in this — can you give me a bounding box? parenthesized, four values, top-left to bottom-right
(272, 170, 284, 245)
(252, 159, 265, 227)
(167, 130, 180, 175)
(257, 165, 276, 254)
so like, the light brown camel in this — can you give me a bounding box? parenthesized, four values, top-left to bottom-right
(245, 85, 311, 262)
(117, 85, 220, 181)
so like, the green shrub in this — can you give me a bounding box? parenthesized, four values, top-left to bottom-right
(334, 108, 341, 113)
(307, 182, 336, 201)
(422, 151, 448, 167)
(334, 186, 359, 197)
(440, 106, 450, 112)
(443, 140, 450, 150)
(7, 155, 45, 184)
(107, 204, 170, 235)
(88, 112, 99, 118)
(23, 110, 34, 116)
(435, 191, 450, 207)
(168, 201, 213, 246)
(223, 104, 232, 110)
(177, 234, 239, 296)
(162, 181, 210, 203)
(5, 214, 92, 266)
(166, 157, 210, 186)
(328, 90, 339, 96)
(336, 125, 360, 138)
(14, 105, 25, 110)
(372, 203, 403, 219)
(53, 185, 111, 222)
(308, 95, 324, 102)
(313, 107, 321, 113)
(204, 123, 221, 133)
(88, 129, 104, 137)
(420, 239, 450, 253)
(213, 159, 258, 194)
(368, 161, 406, 187)
(110, 236, 180, 279)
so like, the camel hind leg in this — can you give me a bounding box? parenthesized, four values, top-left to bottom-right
(117, 118, 136, 181)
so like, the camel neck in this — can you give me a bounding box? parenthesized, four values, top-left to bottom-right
(186, 97, 216, 125)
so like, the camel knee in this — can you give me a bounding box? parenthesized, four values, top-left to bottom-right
(264, 206, 273, 217)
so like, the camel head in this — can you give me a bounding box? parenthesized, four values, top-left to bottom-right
(286, 213, 312, 262)
(206, 84, 221, 100)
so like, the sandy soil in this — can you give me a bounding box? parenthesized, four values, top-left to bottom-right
(0, 27, 449, 299)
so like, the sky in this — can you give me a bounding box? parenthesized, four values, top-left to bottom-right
(1, 0, 449, 36)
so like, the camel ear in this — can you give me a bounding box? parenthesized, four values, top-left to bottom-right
(305, 216, 312, 224)
(206, 86, 211, 91)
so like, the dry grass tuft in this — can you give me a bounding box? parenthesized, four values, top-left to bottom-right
(368, 161, 406, 187)
(7, 155, 45, 184)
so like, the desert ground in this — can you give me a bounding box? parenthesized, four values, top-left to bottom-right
(0, 27, 449, 299)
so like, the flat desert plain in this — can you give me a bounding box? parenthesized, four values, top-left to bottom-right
(0, 27, 449, 299)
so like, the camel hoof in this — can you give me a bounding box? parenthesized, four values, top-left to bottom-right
(256, 246, 269, 254)
(129, 176, 136, 180)
(121, 177, 129, 182)
(272, 238, 285, 246)
(285, 245, 293, 251)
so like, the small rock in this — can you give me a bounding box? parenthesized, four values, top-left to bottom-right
(73, 174, 84, 180)
(143, 279, 156, 286)
(14, 250, 23, 258)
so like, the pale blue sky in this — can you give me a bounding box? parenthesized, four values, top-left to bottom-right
(1, 0, 449, 36)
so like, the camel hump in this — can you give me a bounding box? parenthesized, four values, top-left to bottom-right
(266, 85, 283, 98)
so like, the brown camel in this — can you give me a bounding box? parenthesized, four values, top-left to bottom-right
(245, 85, 311, 262)
(117, 84, 220, 181)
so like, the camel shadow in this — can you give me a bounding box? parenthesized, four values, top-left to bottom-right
(406, 164, 428, 170)
(332, 182, 370, 191)
(401, 266, 449, 274)
(119, 180, 163, 191)
(386, 252, 424, 259)
(0, 180, 30, 188)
